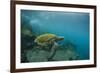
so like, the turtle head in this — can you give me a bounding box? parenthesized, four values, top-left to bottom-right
(55, 36, 64, 42)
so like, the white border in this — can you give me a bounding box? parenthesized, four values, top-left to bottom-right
(16, 4, 94, 69)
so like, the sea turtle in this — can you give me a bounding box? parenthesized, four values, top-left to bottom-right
(34, 33, 64, 47)
(34, 33, 64, 61)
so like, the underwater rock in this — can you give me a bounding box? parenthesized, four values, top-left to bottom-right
(26, 48, 50, 62)
(52, 46, 79, 61)
(21, 23, 37, 50)
(21, 32, 79, 62)
(21, 34, 35, 49)
(21, 50, 29, 63)
(21, 22, 33, 36)
(26, 45, 79, 62)
(21, 23, 37, 62)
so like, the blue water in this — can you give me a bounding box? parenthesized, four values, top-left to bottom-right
(21, 10, 90, 60)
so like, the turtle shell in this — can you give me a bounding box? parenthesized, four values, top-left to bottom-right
(34, 34, 56, 46)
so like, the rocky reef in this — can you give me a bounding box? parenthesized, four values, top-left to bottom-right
(21, 24, 80, 63)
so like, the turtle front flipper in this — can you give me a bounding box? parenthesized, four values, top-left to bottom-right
(48, 42, 58, 61)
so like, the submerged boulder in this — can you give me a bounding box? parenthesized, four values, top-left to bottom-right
(52, 47, 79, 61)
(22, 33, 79, 62)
